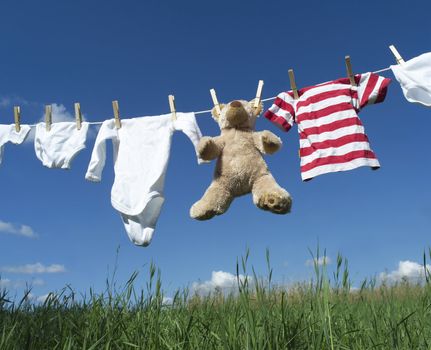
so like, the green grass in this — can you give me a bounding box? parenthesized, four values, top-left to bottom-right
(1, 248, 431, 349)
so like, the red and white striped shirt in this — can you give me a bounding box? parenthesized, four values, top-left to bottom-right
(264, 73, 391, 181)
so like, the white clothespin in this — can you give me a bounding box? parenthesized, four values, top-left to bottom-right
(389, 45, 405, 65)
(168, 95, 177, 120)
(254, 80, 264, 108)
(345, 55, 356, 86)
(288, 69, 299, 99)
(13, 106, 21, 132)
(75, 102, 82, 130)
(112, 100, 121, 129)
(210, 88, 221, 117)
(45, 105, 52, 132)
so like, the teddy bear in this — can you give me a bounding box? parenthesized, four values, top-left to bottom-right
(190, 98, 292, 220)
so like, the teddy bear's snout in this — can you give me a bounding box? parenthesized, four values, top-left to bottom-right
(230, 100, 242, 108)
(225, 101, 249, 127)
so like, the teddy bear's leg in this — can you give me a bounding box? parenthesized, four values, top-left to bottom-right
(252, 174, 292, 214)
(190, 181, 234, 220)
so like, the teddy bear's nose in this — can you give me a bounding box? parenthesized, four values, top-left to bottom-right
(230, 101, 242, 108)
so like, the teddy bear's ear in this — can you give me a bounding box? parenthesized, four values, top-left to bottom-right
(211, 103, 225, 121)
(249, 99, 263, 117)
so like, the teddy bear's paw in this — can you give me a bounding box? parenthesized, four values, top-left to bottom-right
(257, 190, 292, 214)
(190, 202, 217, 221)
(197, 137, 219, 161)
(262, 132, 281, 154)
(263, 141, 280, 154)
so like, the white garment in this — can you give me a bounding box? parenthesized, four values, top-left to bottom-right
(34, 122, 89, 169)
(0, 124, 31, 166)
(85, 113, 202, 247)
(391, 52, 431, 107)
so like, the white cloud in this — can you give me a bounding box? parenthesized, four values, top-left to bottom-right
(36, 294, 51, 303)
(24, 292, 55, 303)
(0, 95, 28, 109)
(162, 296, 173, 305)
(0, 277, 44, 289)
(0, 97, 11, 108)
(50, 103, 75, 122)
(0, 263, 66, 274)
(24, 292, 35, 301)
(305, 256, 331, 267)
(31, 278, 45, 286)
(380, 260, 431, 283)
(0, 278, 11, 288)
(192, 270, 251, 295)
(0, 220, 38, 238)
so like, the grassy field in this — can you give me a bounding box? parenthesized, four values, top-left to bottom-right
(1, 249, 431, 349)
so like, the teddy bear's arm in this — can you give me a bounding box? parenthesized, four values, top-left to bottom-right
(197, 136, 224, 161)
(253, 130, 282, 155)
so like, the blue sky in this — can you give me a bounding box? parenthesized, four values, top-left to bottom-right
(0, 0, 430, 300)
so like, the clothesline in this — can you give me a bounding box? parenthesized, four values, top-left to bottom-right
(26, 66, 392, 127)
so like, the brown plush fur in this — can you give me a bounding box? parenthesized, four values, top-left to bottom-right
(190, 99, 292, 220)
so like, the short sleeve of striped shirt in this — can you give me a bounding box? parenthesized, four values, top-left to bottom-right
(356, 72, 391, 110)
(264, 92, 295, 132)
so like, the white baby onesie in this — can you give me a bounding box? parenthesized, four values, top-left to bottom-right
(34, 122, 89, 169)
(391, 52, 431, 107)
(0, 124, 31, 166)
(85, 113, 202, 247)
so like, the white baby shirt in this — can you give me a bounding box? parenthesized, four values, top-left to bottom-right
(0, 124, 31, 166)
(391, 52, 431, 107)
(34, 122, 90, 169)
(85, 113, 202, 247)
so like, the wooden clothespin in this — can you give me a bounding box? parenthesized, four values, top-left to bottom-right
(345, 55, 356, 86)
(112, 100, 121, 129)
(168, 95, 177, 120)
(74, 103, 82, 130)
(288, 69, 299, 99)
(389, 45, 405, 65)
(254, 80, 264, 108)
(13, 106, 21, 132)
(210, 88, 221, 117)
(45, 105, 52, 132)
